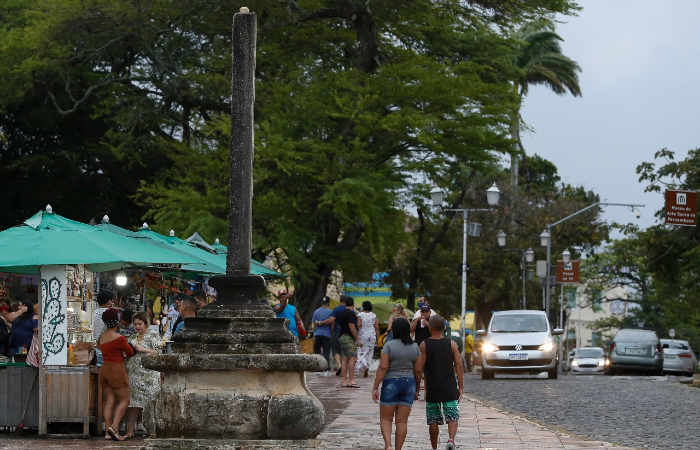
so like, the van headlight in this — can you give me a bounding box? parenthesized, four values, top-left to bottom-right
(482, 343, 499, 353)
(538, 341, 554, 352)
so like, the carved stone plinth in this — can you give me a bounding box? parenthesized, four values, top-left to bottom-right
(142, 275, 327, 448)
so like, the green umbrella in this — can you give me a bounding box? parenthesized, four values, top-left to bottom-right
(194, 236, 285, 279)
(137, 226, 285, 279)
(0, 208, 199, 274)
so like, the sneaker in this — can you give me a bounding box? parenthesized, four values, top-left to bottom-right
(135, 422, 148, 436)
(446, 439, 455, 450)
(323, 370, 330, 377)
(315, 371, 323, 375)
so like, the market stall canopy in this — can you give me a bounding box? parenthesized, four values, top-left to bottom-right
(95, 217, 213, 271)
(0, 207, 199, 274)
(195, 236, 284, 279)
(138, 227, 285, 279)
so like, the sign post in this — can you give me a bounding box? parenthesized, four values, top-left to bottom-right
(665, 189, 697, 227)
(556, 260, 580, 284)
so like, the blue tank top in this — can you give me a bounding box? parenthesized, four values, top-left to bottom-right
(276, 304, 298, 337)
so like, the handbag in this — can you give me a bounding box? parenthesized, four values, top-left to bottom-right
(26, 331, 40, 367)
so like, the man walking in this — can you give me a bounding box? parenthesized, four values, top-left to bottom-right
(411, 306, 433, 347)
(463, 329, 474, 374)
(312, 296, 333, 376)
(337, 297, 361, 388)
(317, 294, 348, 375)
(417, 315, 463, 450)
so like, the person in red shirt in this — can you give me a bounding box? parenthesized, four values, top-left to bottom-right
(98, 308, 135, 441)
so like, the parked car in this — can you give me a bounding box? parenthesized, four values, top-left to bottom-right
(570, 347, 606, 374)
(476, 310, 563, 380)
(605, 328, 663, 376)
(661, 339, 697, 376)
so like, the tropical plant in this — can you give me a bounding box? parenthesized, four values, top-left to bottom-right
(509, 19, 582, 188)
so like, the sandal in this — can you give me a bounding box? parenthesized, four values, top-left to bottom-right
(107, 426, 124, 441)
(343, 384, 361, 388)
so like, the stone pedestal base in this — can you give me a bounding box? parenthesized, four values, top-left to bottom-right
(143, 438, 320, 450)
(149, 363, 325, 440)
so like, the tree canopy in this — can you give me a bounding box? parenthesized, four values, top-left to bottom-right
(0, 0, 581, 322)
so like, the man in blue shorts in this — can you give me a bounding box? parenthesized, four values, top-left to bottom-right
(417, 314, 463, 450)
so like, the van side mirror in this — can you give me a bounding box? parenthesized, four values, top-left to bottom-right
(476, 329, 486, 336)
(603, 340, 611, 347)
(552, 328, 564, 335)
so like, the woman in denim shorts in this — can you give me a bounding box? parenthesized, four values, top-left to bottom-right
(371, 318, 421, 450)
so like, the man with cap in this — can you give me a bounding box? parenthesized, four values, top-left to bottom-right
(317, 294, 348, 375)
(413, 295, 436, 319)
(311, 296, 333, 376)
(411, 305, 434, 347)
(273, 289, 302, 338)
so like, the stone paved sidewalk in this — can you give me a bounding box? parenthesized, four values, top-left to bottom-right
(0, 372, 637, 449)
(307, 372, 636, 450)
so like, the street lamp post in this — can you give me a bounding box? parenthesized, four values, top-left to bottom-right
(539, 202, 645, 318)
(496, 231, 534, 309)
(431, 183, 500, 342)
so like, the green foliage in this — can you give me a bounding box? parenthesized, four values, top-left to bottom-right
(583, 149, 700, 351)
(0, 0, 580, 322)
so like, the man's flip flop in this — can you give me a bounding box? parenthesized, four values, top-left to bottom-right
(344, 384, 360, 388)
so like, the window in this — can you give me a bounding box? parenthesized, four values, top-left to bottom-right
(591, 332, 603, 347)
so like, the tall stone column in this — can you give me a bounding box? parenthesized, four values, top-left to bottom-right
(142, 8, 327, 450)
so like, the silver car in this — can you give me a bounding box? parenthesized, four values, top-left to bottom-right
(477, 310, 563, 380)
(605, 329, 663, 376)
(661, 339, 697, 376)
(570, 347, 605, 374)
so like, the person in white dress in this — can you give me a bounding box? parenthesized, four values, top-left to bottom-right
(355, 301, 380, 377)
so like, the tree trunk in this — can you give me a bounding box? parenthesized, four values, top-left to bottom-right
(291, 265, 335, 326)
(509, 110, 520, 190)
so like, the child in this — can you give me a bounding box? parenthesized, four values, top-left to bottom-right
(417, 315, 464, 450)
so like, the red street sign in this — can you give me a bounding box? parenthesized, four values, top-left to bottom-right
(556, 260, 580, 283)
(665, 190, 697, 227)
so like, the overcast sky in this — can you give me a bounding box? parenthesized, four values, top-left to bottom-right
(518, 0, 699, 241)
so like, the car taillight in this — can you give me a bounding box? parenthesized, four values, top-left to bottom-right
(657, 343, 662, 354)
(610, 341, 615, 351)
(679, 353, 692, 358)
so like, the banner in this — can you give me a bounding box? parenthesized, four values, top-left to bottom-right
(40, 265, 68, 366)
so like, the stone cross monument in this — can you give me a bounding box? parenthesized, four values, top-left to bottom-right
(142, 8, 326, 450)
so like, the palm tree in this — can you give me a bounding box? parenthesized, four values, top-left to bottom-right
(510, 19, 582, 188)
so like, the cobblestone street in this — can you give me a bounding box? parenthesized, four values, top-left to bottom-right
(463, 372, 700, 450)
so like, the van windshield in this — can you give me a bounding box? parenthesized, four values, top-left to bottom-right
(491, 314, 548, 333)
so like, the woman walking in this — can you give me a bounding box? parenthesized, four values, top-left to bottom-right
(98, 308, 134, 441)
(385, 303, 409, 342)
(355, 301, 380, 377)
(371, 318, 421, 450)
(125, 312, 162, 438)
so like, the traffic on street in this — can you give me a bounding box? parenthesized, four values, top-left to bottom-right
(463, 371, 700, 450)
